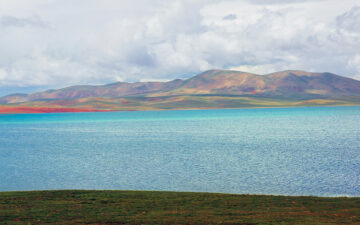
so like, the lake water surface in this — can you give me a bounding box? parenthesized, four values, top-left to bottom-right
(1, 106, 359, 196)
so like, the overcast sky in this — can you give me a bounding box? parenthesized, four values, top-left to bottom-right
(0, 0, 360, 96)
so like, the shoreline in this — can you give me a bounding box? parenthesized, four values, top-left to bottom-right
(0, 103, 359, 115)
(1, 189, 359, 198)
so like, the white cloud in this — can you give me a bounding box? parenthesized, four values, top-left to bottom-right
(0, 15, 47, 28)
(347, 54, 360, 76)
(0, 69, 7, 81)
(336, 6, 360, 34)
(0, 0, 360, 95)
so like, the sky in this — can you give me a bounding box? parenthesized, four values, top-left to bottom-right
(0, 0, 360, 96)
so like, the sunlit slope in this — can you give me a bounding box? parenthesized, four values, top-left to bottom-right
(153, 69, 360, 97)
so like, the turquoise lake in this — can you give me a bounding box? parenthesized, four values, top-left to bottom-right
(0, 106, 359, 196)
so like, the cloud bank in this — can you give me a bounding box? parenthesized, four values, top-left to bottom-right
(0, 0, 359, 95)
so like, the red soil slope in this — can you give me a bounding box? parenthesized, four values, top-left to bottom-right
(0, 106, 108, 114)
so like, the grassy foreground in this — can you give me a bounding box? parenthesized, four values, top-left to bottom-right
(0, 190, 359, 225)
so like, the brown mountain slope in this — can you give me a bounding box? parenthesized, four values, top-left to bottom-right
(0, 79, 184, 103)
(151, 69, 360, 98)
(150, 70, 264, 96)
(265, 71, 360, 97)
(1, 69, 360, 105)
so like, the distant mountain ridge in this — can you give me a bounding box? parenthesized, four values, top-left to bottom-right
(1, 69, 360, 113)
(2, 69, 360, 104)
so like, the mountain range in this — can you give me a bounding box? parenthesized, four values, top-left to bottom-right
(1, 69, 360, 113)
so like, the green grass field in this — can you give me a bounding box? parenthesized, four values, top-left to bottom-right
(0, 190, 359, 224)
